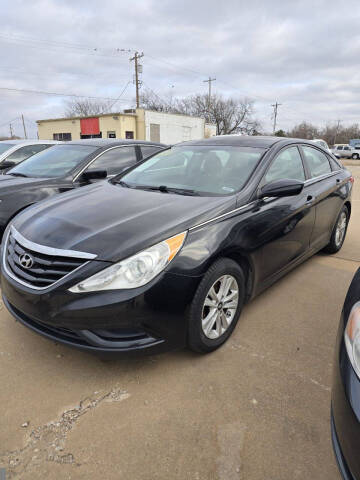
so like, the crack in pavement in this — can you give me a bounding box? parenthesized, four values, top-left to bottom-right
(0, 387, 130, 479)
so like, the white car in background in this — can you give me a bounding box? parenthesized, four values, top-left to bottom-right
(331, 144, 356, 159)
(0, 140, 59, 172)
(312, 139, 332, 153)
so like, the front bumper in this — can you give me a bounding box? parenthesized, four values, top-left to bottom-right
(1, 264, 201, 355)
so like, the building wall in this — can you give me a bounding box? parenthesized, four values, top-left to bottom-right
(143, 110, 206, 144)
(37, 114, 137, 141)
(38, 118, 82, 140)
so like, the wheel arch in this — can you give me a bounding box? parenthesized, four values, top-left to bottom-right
(344, 200, 351, 218)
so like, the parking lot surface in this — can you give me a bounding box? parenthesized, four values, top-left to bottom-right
(1, 166, 359, 480)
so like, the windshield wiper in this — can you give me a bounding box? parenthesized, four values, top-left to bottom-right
(133, 185, 200, 196)
(115, 180, 131, 188)
(7, 172, 28, 178)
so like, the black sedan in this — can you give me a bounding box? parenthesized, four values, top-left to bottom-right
(0, 139, 166, 237)
(1, 135, 353, 355)
(332, 268, 360, 480)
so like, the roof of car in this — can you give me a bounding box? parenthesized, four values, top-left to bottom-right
(66, 139, 167, 148)
(178, 135, 298, 148)
(0, 139, 58, 145)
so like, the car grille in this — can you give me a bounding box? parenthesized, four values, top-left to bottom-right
(4, 227, 95, 289)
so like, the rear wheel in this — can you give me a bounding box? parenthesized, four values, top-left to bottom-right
(323, 205, 349, 254)
(187, 258, 245, 353)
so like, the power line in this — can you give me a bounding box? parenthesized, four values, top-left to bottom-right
(107, 81, 131, 110)
(0, 86, 132, 103)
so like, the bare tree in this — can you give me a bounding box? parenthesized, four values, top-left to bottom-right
(140, 91, 260, 135)
(288, 121, 319, 140)
(287, 121, 360, 146)
(64, 98, 112, 117)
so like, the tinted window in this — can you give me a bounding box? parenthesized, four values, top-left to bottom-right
(302, 146, 331, 178)
(336, 146, 343, 150)
(264, 147, 305, 183)
(141, 145, 164, 159)
(8, 145, 97, 178)
(0, 143, 12, 155)
(6, 144, 51, 164)
(121, 146, 264, 195)
(86, 146, 137, 176)
(344, 146, 350, 151)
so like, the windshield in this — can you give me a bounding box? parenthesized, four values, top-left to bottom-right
(7, 144, 98, 178)
(119, 145, 264, 195)
(0, 143, 13, 155)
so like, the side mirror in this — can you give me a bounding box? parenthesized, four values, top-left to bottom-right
(259, 179, 304, 199)
(0, 161, 16, 170)
(81, 169, 107, 181)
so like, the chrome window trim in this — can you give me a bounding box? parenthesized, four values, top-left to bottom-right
(189, 201, 257, 231)
(304, 170, 342, 186)
(2, 227, 96, 291)
(72, 144, 138, 182)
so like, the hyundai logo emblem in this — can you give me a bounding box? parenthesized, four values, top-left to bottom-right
(19, 253, 34, 269)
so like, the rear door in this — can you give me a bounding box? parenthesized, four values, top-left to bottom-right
(251, 145, 316, 282)
(301, 145, 344, 250)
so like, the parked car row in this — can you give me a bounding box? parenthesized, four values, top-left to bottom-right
(0, 135, 355, 479)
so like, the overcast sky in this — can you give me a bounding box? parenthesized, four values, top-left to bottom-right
(1, 0, 360, 138)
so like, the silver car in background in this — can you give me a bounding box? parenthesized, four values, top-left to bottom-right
(0, 140, 59, 172)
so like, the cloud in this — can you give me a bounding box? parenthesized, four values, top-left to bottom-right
(0, 0, 360, 137)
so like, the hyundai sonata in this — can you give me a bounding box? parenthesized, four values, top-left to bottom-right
(1, 136, 353, 355)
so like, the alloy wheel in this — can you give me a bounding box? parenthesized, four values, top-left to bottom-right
(335, 211, 347, 247)
(201, 275, 239, 339)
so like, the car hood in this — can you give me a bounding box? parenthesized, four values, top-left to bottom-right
(12, 181, 235, 262)
(0, 175, 54, 191)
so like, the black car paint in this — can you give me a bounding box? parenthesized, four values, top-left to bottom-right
(332, 268, 360, 480)
(1, 136, 353, 355)
(0, 140, 167, 236)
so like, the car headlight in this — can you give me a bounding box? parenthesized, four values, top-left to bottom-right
(69, 231, 187, 293)
(344, 301, 360, 378)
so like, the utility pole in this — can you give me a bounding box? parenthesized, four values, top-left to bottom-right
(130, 51, 144, 109)
(203, 76, 216, 119)
(334, 119, 341, 145)
(21, 114, 27, 139)
(9, 123, 13, 139)
(271, 102, 282, 134)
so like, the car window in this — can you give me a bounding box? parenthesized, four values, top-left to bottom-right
(6, 144, 52, 164)
(0, 143, 13, 155)
(344, 146, 350, 151)
(302, 146, 331, 178)
(141, 145, 164, 159)
(86, 146, 137, 176)
(120, 145, 264, 195)
(264, 147, 305, 184)
(8, 144, 98, 178)
(337, 146, 343, 150)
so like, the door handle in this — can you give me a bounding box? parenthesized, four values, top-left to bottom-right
(306, 195, 314, 204)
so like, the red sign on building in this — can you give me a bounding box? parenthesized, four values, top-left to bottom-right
(80, 117, 100, 135)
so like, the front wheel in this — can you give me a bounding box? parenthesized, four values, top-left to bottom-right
(323, 205, 349, 254)
(352, 153, 359, 159)
(187, 258, 245, 353)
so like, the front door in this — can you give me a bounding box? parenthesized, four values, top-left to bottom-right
(249, 146, 316, 284)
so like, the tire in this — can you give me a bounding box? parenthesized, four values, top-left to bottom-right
(187, 258, 246, 353)
(352, 153, 359, 159)
(323, 205, 349, 254)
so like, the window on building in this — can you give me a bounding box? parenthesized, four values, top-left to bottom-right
(125, 131, 134, 139)
(53, 133, 72, 141)
(85, 146, 137, 176)
(6, 144, 53, 164)
(140, 145, 165, 159)
(264, 146, 305, 183)
(302, 146, 332, 178)
(107, 131, 116, 139)
(150, 124, 160, 142)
